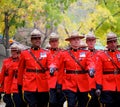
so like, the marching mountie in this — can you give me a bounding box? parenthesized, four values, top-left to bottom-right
(17, 29, 49, 107)
(47, 32, 66, 107)
(96, 32, 120, 107)
(85, 31, 100, 107)
(0, 43, 26, 107)
(60, 31, 95, 107)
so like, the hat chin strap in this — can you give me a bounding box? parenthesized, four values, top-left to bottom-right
(70, 45, 80, 49)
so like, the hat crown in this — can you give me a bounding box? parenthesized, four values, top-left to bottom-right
(65, 30, 84, 41)
(49, 32, 59, 39)
(10, 43, 20, 50)
(71, 30, 80, 37)
(107, 32, 117, 39)
(30, 29, 41, 36)
(86, 31, 96, 38)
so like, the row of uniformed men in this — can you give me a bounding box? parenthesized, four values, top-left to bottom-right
(0, 29, 120, 107)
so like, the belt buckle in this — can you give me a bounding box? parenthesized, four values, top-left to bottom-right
(114, 70, 118, 74)
(75, 70, 78, 74)
(36, 69, 39, 73)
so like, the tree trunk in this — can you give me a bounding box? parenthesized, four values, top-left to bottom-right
(4, 12, 10, 57)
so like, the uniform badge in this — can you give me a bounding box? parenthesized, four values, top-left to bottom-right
(40, 52, 47, 59)
(79, 52, 86, 57)
(116, 54, 120, 61)
(79, 52, 86, 60)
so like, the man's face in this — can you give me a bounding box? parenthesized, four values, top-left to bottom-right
(86, 39, 96, 49)
(31, 37, 41, 47)
(11, 50, 19, 58)
(69, 38, 80, 48)
(107, 40, 117, 50)
(49, 39, 59, 48)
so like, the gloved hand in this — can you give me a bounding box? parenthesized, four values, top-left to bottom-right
(89, 68, 95, 78)
(50, 68, 56, 76)
(56, 83, 62, 93)
(95, 89, 101, 97)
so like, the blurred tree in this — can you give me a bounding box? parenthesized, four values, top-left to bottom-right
(0, 0, 31, 56)
(0, 0, 120, 56)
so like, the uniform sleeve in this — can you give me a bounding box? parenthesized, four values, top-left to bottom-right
(18, 52, 25, 86)
(46, 51, 53, 77)
(57, 51, 65, 85)
(0, 60, 6, 86)
(95, 55, 103, 90)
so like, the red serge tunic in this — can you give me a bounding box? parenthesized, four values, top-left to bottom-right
(96, 50, 120, 91)
(60, 49, 95, 92)
(47, 49, 64, 89)
(18, 48, 49, 92)
(0, 57, 17, 94)
(87, 49, 101, 90)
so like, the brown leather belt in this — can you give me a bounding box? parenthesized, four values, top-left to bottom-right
(26, 69, 45, 73)
(66, 70, 88, 74)
(103, 70, 120, 74)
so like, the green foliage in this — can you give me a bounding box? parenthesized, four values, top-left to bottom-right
(0, 0, 120, 48)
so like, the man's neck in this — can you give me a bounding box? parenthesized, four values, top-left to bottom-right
(88, 47, 95, 51)
(50, 47, 58, 51)
(71, 46, 79, 49)
(31, 46, 40, 50)
(108, 48, 116, 52)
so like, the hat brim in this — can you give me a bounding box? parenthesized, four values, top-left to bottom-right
(65, 36, 84, 41)
(117, 45, 120, 48)
(107, 37, 117, 42)
(49, 38, 59, 41)
(31, 35, 41, 38)
(7, 48, 19, 51)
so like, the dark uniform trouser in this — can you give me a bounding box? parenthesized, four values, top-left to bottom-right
(24, 91, 49, 107)
(63, 90, 89, 107)
(13, 93, 27, 107)
(100, 91, 120, 107)
(88, 89, 100, 107)
(77, 91, 89, 107)
(63, 90, 77, 107)
(3, 94, 14, 107)
(49, 88, 66, 107)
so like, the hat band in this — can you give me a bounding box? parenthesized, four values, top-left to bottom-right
(107, 37, 117, 41)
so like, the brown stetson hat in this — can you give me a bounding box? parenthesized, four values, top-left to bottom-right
(65, 30, 84, 41)
(107, 32, 117, 42)
(86, 31, 98, 40)
(9, 43, 21, 51)
(30, 29, 41, 38)
(49, 32, 59, 41)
